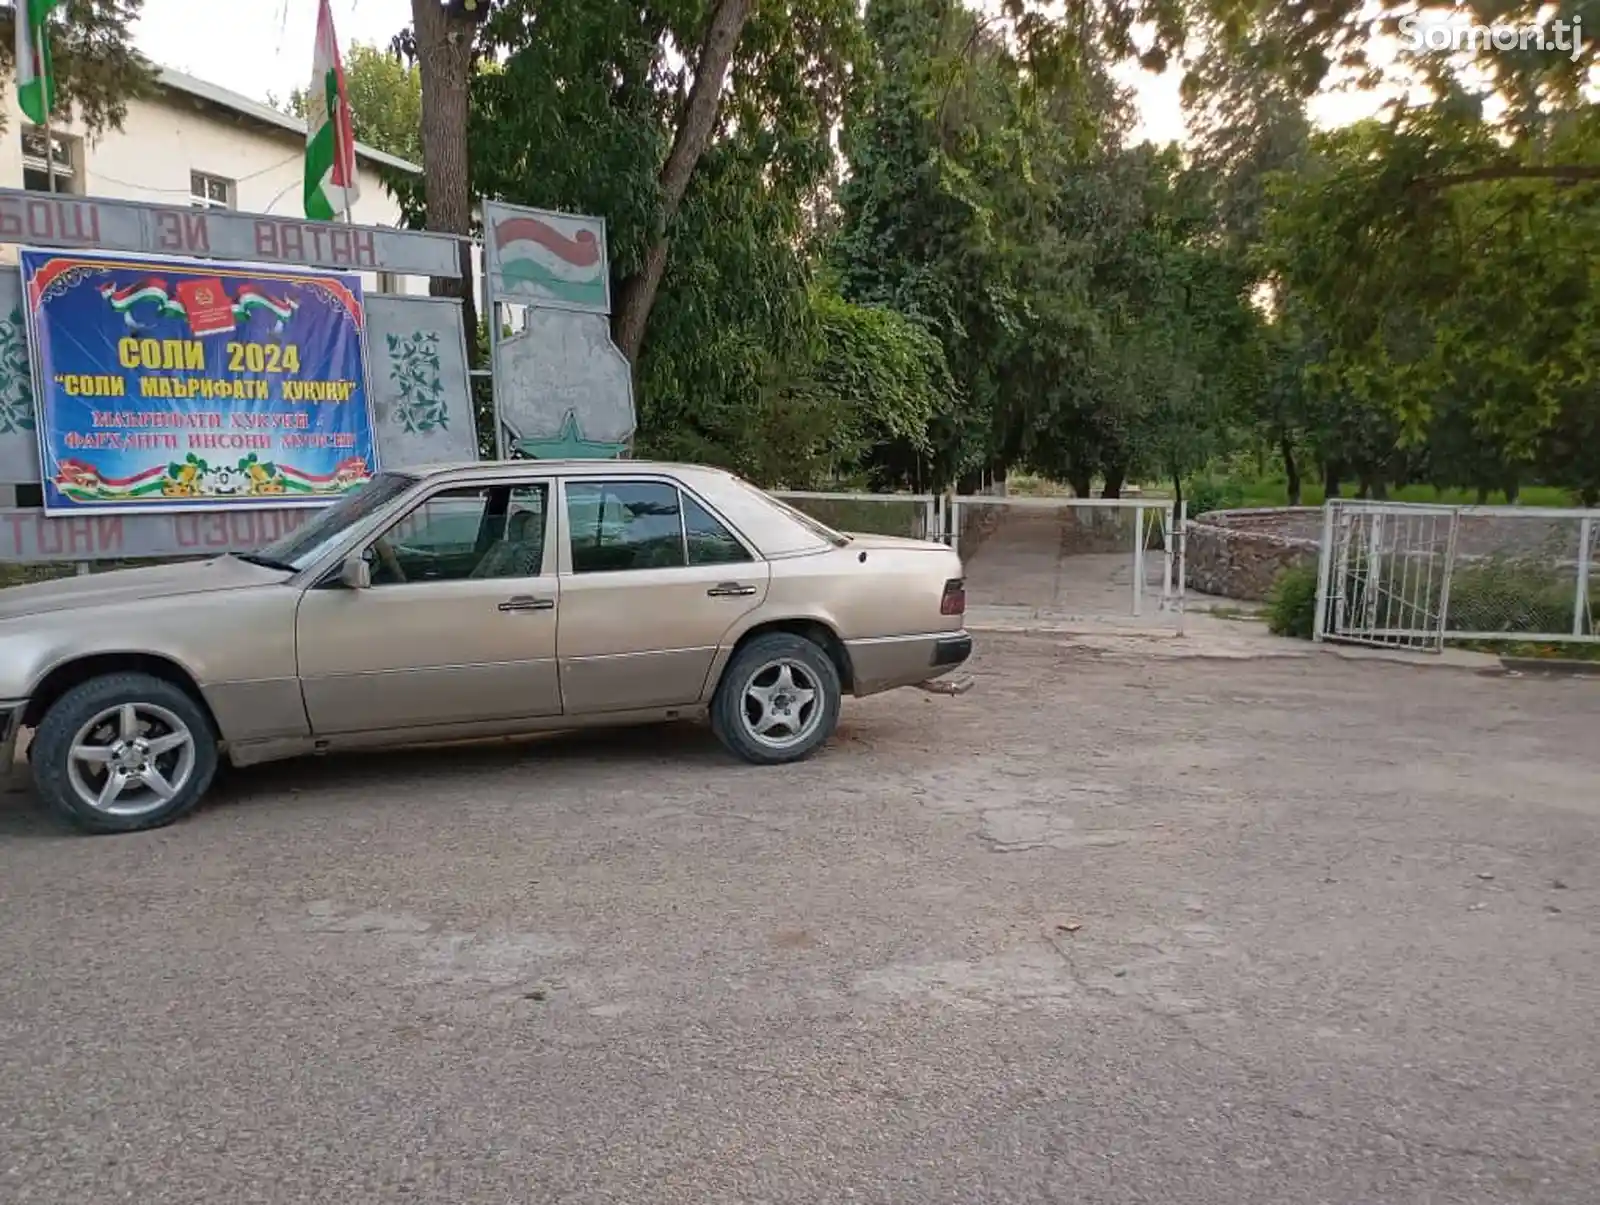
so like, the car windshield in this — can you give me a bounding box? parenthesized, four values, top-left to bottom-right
(249, 471, 420, 571)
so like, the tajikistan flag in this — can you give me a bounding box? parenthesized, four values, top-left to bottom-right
(15, 0, 60, 126)
(303, 0, 360, 221)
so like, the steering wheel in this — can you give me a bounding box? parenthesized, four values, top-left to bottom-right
(372, 537, 406, 583)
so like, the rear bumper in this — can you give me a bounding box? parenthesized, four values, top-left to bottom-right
(844, 630, 973, 696)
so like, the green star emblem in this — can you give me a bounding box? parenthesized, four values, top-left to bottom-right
(514, 409, 627, 460)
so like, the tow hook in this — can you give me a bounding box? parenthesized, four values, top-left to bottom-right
(915, 674, 973, 696)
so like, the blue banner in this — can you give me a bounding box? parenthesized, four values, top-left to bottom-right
(20, 248, 379, 515)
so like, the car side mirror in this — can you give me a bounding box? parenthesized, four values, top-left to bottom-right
(339, 553, 371, 590)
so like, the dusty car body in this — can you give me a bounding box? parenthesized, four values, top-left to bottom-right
(0, 460, 972, 833)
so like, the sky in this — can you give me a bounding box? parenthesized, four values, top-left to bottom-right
(133, 0, 1386, 146)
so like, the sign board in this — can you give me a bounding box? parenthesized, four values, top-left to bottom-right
(497, 309, 633, 456)
(482, 201, 610, 314)
(0, 188, 462, 278)
(21, 248, 379, 515)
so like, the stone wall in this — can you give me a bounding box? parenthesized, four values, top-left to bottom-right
(1185, 507, 1322, 601)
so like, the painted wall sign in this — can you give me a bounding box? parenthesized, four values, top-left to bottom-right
(0, 505, 316, 561)
(22, 248, 379, 515)
(0, 188, 462, 278)
(482, 201, 610, 314)
(0, 495, 473, 563)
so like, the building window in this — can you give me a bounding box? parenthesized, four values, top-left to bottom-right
(20, 125, 76, 194)
(376, 271, 400, 294)
(190, 171, 234, 210)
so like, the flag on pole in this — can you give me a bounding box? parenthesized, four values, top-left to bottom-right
(304, 0, 361, 221)
(15, 0, 61, 125)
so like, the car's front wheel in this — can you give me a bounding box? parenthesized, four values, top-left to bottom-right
(30, 673, 219, 834)
(711, 632, 841, 765)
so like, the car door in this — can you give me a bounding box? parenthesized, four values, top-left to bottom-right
(556, 476, 770, 714)
(296, 479, 564, 735)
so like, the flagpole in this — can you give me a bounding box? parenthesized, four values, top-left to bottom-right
(42, 111, 56, 195)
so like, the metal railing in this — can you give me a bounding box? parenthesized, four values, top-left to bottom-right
(1315, 500, 1599, 651)
(773, 489, 1187, 628)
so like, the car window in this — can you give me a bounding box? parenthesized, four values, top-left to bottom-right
(368, 484, 549, 584)
(567, 481, 686, 574)
(253, 470, 419, 571)
(683, 493, 752, 566)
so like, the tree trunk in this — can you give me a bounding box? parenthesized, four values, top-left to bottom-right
(1323, 460, 1342, 500)
(1101, 464, 1125, 499)
(411, 0, 479, 367)
(611, 0, 753, 366)
(1279, 433, 1301, 506)
(1171, 472, 1183, 532)
(1068, 470, 1093, 499)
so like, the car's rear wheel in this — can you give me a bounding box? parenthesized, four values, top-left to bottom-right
(31, 673, 219, 834)
(711, 632, 841, 765)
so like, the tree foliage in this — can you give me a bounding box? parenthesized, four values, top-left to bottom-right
(0, 0, 156, 134)
(351, 0, 1600, 499)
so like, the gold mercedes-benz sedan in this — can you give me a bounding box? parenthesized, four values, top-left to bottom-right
(0, 460, 973, 834)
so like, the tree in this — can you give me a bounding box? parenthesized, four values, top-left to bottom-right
(609, 0, 754, 368)
(289, 42, 422, 165)
(1257, 99, 1600, 501)
(463, 0, 867, 473)
(391, 0, 483, 364)
(0, 0, 156, 134)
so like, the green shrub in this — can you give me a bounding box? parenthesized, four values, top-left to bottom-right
(1184, 476, 1246, 518)
(1447, 559, 1589, 637)
(1266, 563, 1320, 639)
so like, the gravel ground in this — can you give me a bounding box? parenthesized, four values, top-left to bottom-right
(1, 634, 1597, 1204)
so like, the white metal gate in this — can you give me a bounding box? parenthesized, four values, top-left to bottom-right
(1315, 500, 1600, 652)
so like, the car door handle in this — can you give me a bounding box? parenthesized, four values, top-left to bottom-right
(707, 582, 757, 597)
(498, 595, 555, 612)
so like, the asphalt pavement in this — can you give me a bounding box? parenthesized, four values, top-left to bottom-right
(2, 635, 1596, 1204)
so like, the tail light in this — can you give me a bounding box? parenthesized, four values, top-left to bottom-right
(940, 577, 966, 616)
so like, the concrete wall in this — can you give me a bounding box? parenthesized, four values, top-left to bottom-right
(1185, 507, 1322, 601)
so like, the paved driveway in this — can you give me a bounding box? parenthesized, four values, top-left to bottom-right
(1, 635, 1596, 1203)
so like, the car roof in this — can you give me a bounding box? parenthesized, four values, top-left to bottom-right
(398, 458, 730, 480)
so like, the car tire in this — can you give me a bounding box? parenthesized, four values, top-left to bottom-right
(31, 673, 219, 835)
(711, 632, 841, 766)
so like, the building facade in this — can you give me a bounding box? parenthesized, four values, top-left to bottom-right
(0, 66, 425, 294)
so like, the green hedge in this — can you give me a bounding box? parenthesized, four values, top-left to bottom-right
(1264, 555, 1597, 642)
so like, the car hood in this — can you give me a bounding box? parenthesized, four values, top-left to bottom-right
(0, 555, 286, 621)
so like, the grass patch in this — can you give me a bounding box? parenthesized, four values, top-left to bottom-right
(1451, 639, 1600, 662)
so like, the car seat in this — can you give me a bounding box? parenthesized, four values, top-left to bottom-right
(470, 508, 544, 578)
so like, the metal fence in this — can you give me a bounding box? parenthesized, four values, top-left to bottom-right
(775, 490, 1187, 629)
(1315, 499, 1599, 652)
(769, 491, 937, 542)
